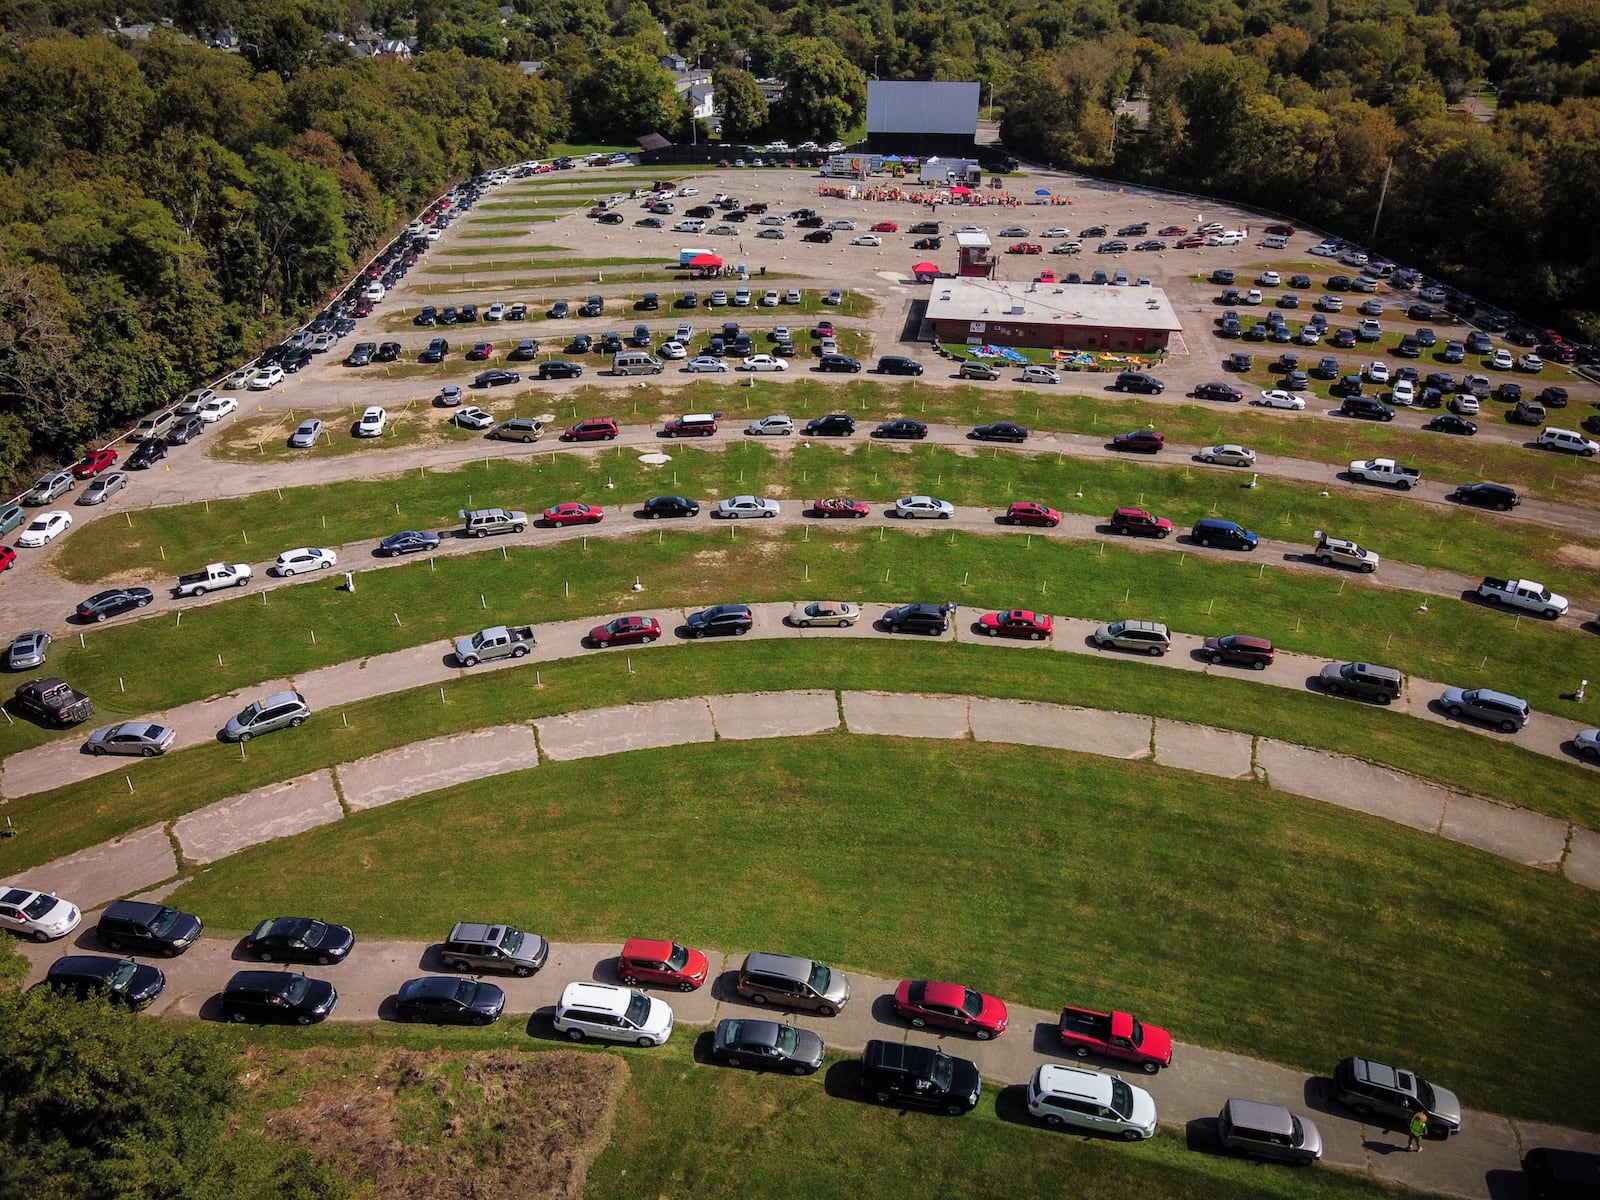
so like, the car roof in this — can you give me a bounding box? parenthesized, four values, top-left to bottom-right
(1037, 1063, 1115, 1101)
(254, 690, 304, 709)
(104, 899, 166, 921)
(1225, 1097, 1295, 1135)
(914, 980, 969, 1007)
(623, 937, 674, 960)
(560, 981, 631, 1013)
(726, 1018, 784, 1048)
(743, 951, 813, 979)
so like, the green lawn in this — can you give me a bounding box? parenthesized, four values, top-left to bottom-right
(166, 738, 1600, 1132)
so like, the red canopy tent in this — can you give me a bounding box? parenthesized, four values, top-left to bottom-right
(911, 261, 941, 281)
(688, 252, 723, 277)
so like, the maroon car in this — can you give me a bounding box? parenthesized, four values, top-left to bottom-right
(1202, 634, 1275, 670)
(1113, 430, 1165, 453)
(809, 498, 870, 518)
(1003, 501, 1060, 527)
(1109, 507, 1172, 538)
(564, 417, 620, 441)
(587, 616, 662, 648)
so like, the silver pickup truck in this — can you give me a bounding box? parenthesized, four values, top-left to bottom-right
(454, 625, 536, 666)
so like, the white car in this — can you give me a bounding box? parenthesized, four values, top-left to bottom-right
(1200, 444, 1256, 467)
(746, 414, 794, 436)
(716, 495, 780, 519)
(740, 355, 787, 372)
(553, 981, 673, 1046)
(1258, 270, 1281, 286)
(1041, 226, 1072, 238)
(851, 234, 882, 247)
(1019, 365, 1059, 384)
(1391, 379, 1416, 406)
(485, 302, 506, 321)
(1365, 361, 1389, 383)
(199, 396, 238, 423)
(787, 600, 862, 628)
(249, 366, 285, 390)
(829, 219, 856, 230)
(1027, 1064, 1157, 1140)
(772, 326, 791, 342)
(1490, 349, 1513, 370)
(1255, 390, 1306, 410)
(1452, 393, 1481, 415)
(1308, 242, 1338, 256)
(355, 406, 387, 437)
(224, 367, 261, 389)
(658, 340, 687, 359)
(1244, 289, 1263, 305)
(1574, 728, 1600, 761)
(0, 886, 81, 942)
(17, 510, 72, 547)
(893, 495, 955, 519)
(274, 546, 339, 576)
(1517, 353, 1544, 372)
(455, 406, 494, 430)
(760, 290, 780, 306)
(680, 186, 700, 196)
(686, 356, 728, 373)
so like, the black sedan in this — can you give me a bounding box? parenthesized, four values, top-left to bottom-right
(76, 587, 153, 623)
(394, 977, 505, 1025)
(243, 916, 355, 965)
(872, 419, 928, 440)
(817, 354, 861, 373)
(712, 1018, 825, 1074)
(685, 604, 754, 638)
(127, 438, 168, 470)
(538, 361, 583, 379)
(473, 369, 520, 388)
(1194, 381, 1243, 402)
(641, 495, 700, 519)
(913, 237, 942, 250)
(971, 421, 1029, 443)
(378, 529, 442, 557)
(376, 341, 402, 362)
(1425, 413, 1477, 436)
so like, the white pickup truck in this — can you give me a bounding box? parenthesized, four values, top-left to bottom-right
(454, 625, 536, 666)
(1477, 577, 1568, 619)
(173, 562, 252, 597)
(1347, 458, 1421, 490)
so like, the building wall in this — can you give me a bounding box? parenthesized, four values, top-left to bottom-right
(931, 317, 1172, 352)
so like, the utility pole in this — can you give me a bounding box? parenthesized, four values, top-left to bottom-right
(1371, 155, 1394, 240)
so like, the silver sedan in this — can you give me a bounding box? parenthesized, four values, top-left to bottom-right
(786, 601, 861, 628)
(78, 472, 129, 505)
(715, 496, 780, 519)
(893, 495, 955, 519)
(85, 721, 176, 757)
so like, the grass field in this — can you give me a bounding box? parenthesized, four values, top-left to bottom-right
(165, 738, 1600, 1131)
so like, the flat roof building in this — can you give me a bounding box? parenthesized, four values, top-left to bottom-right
(925, 277, 1184, 352)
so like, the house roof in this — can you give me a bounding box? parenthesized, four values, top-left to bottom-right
(925, 277, 1184, 332)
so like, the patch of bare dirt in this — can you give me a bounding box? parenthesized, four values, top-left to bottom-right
(242, 1046, 627, 1200)
(1555, 543, 1600, 571)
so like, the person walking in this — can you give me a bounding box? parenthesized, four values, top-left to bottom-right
(1406, 1111, 1428, 1151)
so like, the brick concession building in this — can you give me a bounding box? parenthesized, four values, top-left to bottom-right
(925, 278, 1184, 353)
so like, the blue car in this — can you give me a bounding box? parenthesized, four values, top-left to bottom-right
(378, 530, 442, 557)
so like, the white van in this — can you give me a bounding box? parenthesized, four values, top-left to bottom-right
(1259, 234, 1290, 250)
(612, 350, 663, 376)
(134, 409, 175, 439)
(1537, 427, 1599, 456)
(362, 282, 384, 302)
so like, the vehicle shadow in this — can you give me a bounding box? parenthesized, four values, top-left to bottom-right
(1030, 1020, 1066, 1058)
(1484, 1168, 1529, 1199)
(1184, 1116, 1227, 1157)
(521, 1007, 563, 1042)
(823, 1059, 867, 1103)
(992, 1082, 1036, 1126)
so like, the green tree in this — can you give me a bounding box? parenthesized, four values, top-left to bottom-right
(570, 46, 681, 141)
(773, 39, 865, 141)
(714, 65, 768, 140)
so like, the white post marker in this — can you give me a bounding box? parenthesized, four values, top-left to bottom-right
(345, 572, 354, 592)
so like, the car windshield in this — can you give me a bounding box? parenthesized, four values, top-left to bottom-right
(1417, 1079, 1436, 1109)
(775, 1025, 799, 1054)
(624, 992, 652, 1028)
(1108, 621, 1127, 635)
(666, 943, 690, 971)
(500, 928, 523, 954)
(929, 1052, 954, 1090)
(110, 960, 139, 991)
(22, 894, 57, 919)
(296, 920, 327, 947)
(284, 975, 309, 1004)
(1108, 1076, 1134, 1118)
(147, 907, 181, 935)
(1129, 1018, 1146, 1046)
(807, 962, 833, 995)
(455, 980, 478, 1005)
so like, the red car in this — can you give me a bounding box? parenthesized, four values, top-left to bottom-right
(1007, 242, 1043, 255)
(543, 502, 603, 527)
(467, 342, 494, 361)
(1003, 501, 1060, 528)
(979, 609, 1053, 640)
(72, 448, 118, 479)
(1158, 225, 1188, 237)
(1058, 1004, 1173, 1072)
(563, 417, 620, 441)
(1263, 223, 1296, 236)
(810, 497, 870, 518)
(0, 546, 14, 572)
(587, 615, 661, 647)
(1113, 430, 1165, 453)
(1175, 235, 1205, 249)
(893, 979, 1009, 1039)
(870, 221, 898, 233)
(812, 322, 835, 338)
(1109, 507, 1172, 538)
(617, 938, 709, 991)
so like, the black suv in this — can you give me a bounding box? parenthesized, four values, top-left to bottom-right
(860, 1039, 981, 1114)
(804, 414, 855, 436)
(419, 338, 449, 363)
(97, 900, 203, 956)
(1451, 482, 1519, 512)
(881, 602, 956, 635)
(127, 438, 168, 470)
(1114, 371, 1164, 394)
(877, 355, 924, 375)
(686, 604, 754, 637)
(221, 970, 337, 1024)
(1341, 395, 1395, 421)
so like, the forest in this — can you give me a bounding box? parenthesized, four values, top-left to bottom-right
(0, 0, 1594, 491)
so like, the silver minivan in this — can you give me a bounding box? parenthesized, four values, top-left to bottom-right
(612, 351, 662, 375)
(1218, 1097, 1323, 1165)
(222, 690, 312, 742)
(735, 951, 851, 1015)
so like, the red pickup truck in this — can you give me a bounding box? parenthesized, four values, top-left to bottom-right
(1057, 1005, 1173, 1073)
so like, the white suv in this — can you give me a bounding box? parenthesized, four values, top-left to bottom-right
(1026, 1065, 1157, 1140)
(1537, 427, 1599, 457)
(356, 406, 387, 437)
(553, 982, 674, 1046)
